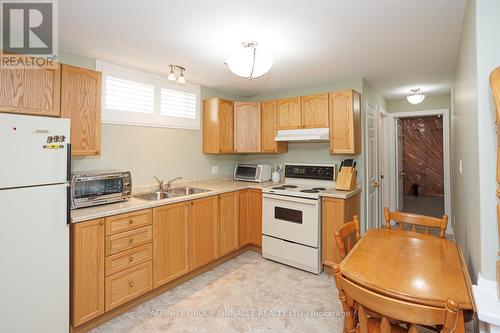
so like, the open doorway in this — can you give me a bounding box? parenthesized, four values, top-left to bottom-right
(388, 109, 451, 233)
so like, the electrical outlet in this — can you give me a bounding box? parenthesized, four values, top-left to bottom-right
(211, 166, 219, 176)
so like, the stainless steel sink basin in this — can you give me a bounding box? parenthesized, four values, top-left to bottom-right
(134, 191, 180, 201)
(170, 187, 210, 195)
(134, 187, 211, 201)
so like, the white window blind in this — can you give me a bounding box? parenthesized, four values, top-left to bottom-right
(97, 61, 201, 129)
(160, 88, 197, 118)
(105, 76, 154, 114)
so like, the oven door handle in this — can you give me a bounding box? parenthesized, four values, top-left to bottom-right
(263, 193, 319, 206)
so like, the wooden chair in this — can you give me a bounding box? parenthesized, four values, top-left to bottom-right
(335, 215, 361, 260)
(384, 207, 448, 238)
(332, 264, 462, 333)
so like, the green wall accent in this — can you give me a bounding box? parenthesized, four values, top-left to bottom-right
(387, 93, 451, 113)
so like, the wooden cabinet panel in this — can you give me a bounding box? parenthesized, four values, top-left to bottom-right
(321, 194, 360, 266)
(0, 61, 61, 116)
(105, 226, 153, 255)
(234, 102, 261, 152)
(61, 64, 101, 155)
(188, 196, 218, 270)
(301, 93, 329, 128)
(105, 209, 152, 236)
(239, 190, 250, 247)
(249, 190, 263, 246)
(153, 202, 189, 288)
(219, 192, 239, 256)
(329, 90, 361, 154)
(203, 98, 234, 153)
(276, 97, 301, 129)
(105, 243, 152, 277)
(261, 100, 288, 153)
(105, 261, 153, 311)
(71, 219, 105, 327)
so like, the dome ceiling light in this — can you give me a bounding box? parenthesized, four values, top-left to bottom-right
(407, 88, 426, 104)
(225, 41, 273, 80)
(167, 65, 186, 84)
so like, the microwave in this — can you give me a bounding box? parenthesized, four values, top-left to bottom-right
(234, 164, 272, 183)
(71, 170, 132, 209)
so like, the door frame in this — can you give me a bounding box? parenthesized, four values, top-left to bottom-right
(364, 99, 380, 231)
(387, 109, 452, 234)
(379, 108, 390, 226)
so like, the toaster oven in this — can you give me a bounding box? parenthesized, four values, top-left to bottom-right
(71, 170, 132, 209)
(234, 164, 272, 183)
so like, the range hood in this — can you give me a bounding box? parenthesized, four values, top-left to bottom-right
(275, 128, 330, 142)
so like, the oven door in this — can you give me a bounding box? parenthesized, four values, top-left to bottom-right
(262, 193, 320, 247)
(234, 164, 257, 182)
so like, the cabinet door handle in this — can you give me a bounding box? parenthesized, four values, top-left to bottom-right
(129, 218, 134, 224)
(129, 238, 134, 244)
(129, 256, 134, 262)
(129, 281, 134, 288)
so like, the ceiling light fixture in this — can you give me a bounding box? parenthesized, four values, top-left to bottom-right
(225, 41, 273, 80)
(407, 88, 426, 104)
(167, 65, 186, 84)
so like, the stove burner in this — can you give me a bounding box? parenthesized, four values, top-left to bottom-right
(282, 185, 298, 188)
(300, 189, 320, 193)
(312, 187, 326, 191)
(272, 186, 287, 190)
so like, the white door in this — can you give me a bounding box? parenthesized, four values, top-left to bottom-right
(366, 102, 380, 229)
(396, 118, 405, 211)
(0, 184, 69, 333)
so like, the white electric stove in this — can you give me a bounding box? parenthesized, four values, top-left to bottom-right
(261, 163, 336, 274)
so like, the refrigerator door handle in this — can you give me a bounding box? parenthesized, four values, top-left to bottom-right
(66, 184, 71, 224)
(66, 143, 72, 224)
(66, 143, 72, 182)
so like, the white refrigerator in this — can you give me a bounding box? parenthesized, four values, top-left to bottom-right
(0, 114, 70, 333)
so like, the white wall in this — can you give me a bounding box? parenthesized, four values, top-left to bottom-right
(475, 0, 500, 280)
(387, 93, 451, 113)
(452, 0, 499, 281)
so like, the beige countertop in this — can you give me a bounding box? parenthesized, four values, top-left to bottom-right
(71, 179, 362, 223)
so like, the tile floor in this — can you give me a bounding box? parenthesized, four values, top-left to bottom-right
(90, 251, 344, 333)
(403, 194, 445, 218)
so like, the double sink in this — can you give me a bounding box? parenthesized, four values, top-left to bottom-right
(134, 187, 211, 201)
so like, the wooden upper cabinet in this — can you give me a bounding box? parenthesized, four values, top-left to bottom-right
(276, 97, 301, 129)
(301, 93, 329, 128)
(0, 62, 61, 116)
(61, 64, 102, 156)
(188, 196, 219, 270)
(71, 218, 105, 327)
(203, 98, 234, 153)
(261, 100, 288, 153)
(329, 90, 361, 155)
(234, 102, 261, 153)
(218, 192, 239, 256)
(153, 202, 189, 288)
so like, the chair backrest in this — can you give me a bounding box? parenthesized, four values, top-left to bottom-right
(335, 215, 361, 260)
(332, 264, 460, 333)
(384, 207, 448, 238)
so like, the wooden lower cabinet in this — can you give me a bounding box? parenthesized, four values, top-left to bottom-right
(105, 261, 153, 311)
(321, 194, 361, 266)
(239, 190, 250, 246)
(153, 202, 189, 288)
(105, 226, 153, 255)
(188, 196, 219, 270)
(71, 218, 105, 327)
(219, 192, 239, 256)
(239, 189, 262, 247)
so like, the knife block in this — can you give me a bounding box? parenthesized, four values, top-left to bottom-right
(336, 166, 357, 191)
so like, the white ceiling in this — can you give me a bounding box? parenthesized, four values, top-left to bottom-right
(59, 0, 466, 99)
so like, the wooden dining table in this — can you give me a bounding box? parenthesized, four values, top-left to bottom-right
(339, 228, 476, 330)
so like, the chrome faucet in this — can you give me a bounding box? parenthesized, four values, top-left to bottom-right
(153, 176, 164, 191)
(165, 177, 182, 191)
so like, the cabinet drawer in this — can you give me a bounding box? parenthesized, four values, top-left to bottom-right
(106, 226, 152, 255)
(105, 209, 152, 236)
(105, 261, 152, 311)
(105, 243, 152, 276)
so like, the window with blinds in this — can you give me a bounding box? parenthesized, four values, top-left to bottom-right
(97, 61, 201, 129)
